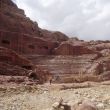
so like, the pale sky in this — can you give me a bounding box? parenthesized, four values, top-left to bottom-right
(13, 0, 110, 40)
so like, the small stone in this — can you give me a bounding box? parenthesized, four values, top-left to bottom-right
(43, 91, 47, 94)
(74, 91, 78, 94)
(91, 98, 96, 102)
(60, 106, 64, 110)
(97, 103, 104, 109)
(72, 100, 98, 110)
(52, 102, 60, 109)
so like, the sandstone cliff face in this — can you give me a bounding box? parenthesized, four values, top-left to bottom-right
(0, 46, 33, 83)
(0, 46, 33, 68)
(0, 0, 68, 55)
(0, 30, 58, 55)
(53, 42, 96, 55)
(0, 46, 51, 84)
(0, 0, 110, 84)
(0, 0, 68, 41)
(0, 0, 40, 36)
(40, 29, 69, 42)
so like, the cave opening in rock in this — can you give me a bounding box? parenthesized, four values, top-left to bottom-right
(29, 73, 38, 80)
(43, 46, 48, 49)
(2, 40, 10, 45)
(28, 45, 35, 49)
(22, 66, 32, 70)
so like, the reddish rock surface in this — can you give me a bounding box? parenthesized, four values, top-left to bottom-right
(0, 46, 33, 68)
(0, 0, 110, 84)
(0, 0, 68, 55)
(0, 46, 51, 84)
(40, 29, 69, 42)
(53, 41, 96, 55)
(0, 30, 58, 55)
(0, 0, 68, 42)
(0, 0, 40, 36)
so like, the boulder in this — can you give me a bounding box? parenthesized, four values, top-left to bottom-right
(75, 100, 97, 110)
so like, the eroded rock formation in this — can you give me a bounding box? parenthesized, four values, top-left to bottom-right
(0, 30, 58, 55)
(53, 42, 95, 55)
(0, 46, 51, 84)
(0, 46, 33, 68)
(0, 0, 110, 84)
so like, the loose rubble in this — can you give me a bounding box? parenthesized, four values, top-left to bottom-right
(0, 82, 110, 110)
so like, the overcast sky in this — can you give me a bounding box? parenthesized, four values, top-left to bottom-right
(13, 0, 110, 40)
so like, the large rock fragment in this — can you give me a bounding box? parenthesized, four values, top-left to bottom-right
(75, 101, 98, 110)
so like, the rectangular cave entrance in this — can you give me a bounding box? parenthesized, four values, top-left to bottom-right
(43, 46, 48, 49)
(28, 45, 35, 49)
(2, 39, 10, 45)
(22, 65, 32, 70)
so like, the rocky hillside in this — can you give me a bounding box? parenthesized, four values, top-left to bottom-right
(0, 46, 51, 84)
(0, 0, 110, 84)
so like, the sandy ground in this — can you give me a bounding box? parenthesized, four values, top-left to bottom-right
(0, 82, 110, 110)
